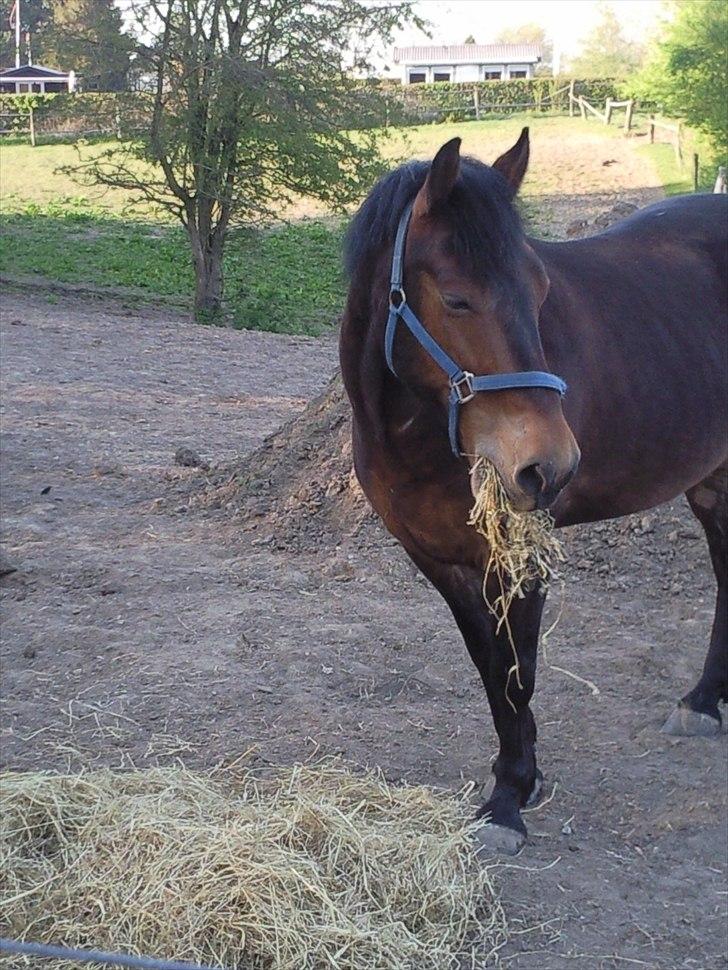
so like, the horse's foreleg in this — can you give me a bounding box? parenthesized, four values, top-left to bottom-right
(663, 464, 727, 736)
(404, 549, 546, 853)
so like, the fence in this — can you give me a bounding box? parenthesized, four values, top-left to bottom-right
(0, 103, 35, 144)
(567, 85, 635, 131)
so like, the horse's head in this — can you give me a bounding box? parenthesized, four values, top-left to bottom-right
(387, 132, 579, 511)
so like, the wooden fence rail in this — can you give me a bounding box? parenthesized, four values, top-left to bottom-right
(568, 92, 634, 131)
(0, 105, 34, 145)
(649, 115, 683, 167)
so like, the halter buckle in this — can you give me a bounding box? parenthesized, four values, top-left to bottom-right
(389, 287, 406, 309)
(451, 371, 475, 404)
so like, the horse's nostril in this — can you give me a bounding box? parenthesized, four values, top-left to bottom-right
(515, 462, 547, 499)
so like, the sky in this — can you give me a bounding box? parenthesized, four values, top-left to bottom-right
(115, 0, 671, 73)
(387, 0, 669, 72)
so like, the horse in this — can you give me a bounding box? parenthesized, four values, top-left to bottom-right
(339, 129, 728, 853)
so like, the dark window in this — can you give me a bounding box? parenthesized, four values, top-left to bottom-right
(509, 70, 527, 79)
(408, 72, 426, 84)
(433, 72, 451, 82)
(484, 71, 501, 80)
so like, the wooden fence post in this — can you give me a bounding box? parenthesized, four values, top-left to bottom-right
(675, 121, 683, 168)
(473, 86, 480, 121)
(624, 100, 634, 132)
(693, 153, 699, 192)
(568, 79, 575, 117)
(649, 116, 655, 143)
(28, 104, 35, 147)
(605, 98, 612, 125)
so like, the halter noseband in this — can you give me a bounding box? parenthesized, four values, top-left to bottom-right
(384, 201, 567, 457)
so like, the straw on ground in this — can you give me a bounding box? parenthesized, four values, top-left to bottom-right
(0, 763, 507, 970)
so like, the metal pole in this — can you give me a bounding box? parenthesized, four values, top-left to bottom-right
(15, 0, 21, 69)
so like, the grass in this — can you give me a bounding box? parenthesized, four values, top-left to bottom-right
(0, 201, 344, 335)
(0, 112, 696, 335)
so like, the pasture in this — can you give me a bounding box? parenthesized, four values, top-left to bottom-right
(1, 115, 726, 969)
(0, 115, 690, 334)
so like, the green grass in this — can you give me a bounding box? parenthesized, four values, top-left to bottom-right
(0, 113, 692, 335)
(0, 199, 344, 335)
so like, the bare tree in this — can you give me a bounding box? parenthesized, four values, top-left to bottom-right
(68, 0, 419, 319)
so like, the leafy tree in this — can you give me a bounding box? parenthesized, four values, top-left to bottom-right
(567, 3, 643, 77)
(40, 0, 133, 89)
(630, 0, 728, 156)
(0, 0, 51, 67)
(68, 0, 417, 320)
(495, 22, 552, 74)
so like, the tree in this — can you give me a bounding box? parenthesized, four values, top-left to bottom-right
(0, 0, 51, 67)
(68, 1, 417, 320)
(567, 4, 643, 77)
(630, 0, 728, 156)
(39, 0, 134, 89)
(495, 23, 552, 74)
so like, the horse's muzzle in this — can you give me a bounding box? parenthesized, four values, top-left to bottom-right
(511, 450, 580, 511)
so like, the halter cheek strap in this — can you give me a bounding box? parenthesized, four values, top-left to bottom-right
(384, 201, 567, 457)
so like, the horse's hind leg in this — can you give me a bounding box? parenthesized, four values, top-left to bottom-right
(663, 463, 727, 736)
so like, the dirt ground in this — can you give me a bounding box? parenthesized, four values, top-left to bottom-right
(2, 132, 727, 970)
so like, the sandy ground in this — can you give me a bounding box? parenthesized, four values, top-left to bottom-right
(1, 130, 726, 970)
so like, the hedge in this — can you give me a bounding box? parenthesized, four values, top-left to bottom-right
(382, 77, 621, 125)
(1, 78, 622, 139)
(0, 92, 151, 136)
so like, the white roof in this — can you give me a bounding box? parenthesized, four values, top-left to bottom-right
(393, 44, 541, 66)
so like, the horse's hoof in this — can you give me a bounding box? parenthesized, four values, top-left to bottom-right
(661, 706, 721, 737)
(472, 822, 526, 857)
(526, 769, 544, 808)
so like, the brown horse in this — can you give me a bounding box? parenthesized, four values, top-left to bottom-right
(340, 130, 728, 853)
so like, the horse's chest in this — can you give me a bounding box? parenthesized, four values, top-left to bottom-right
(354, 424, 484, 566)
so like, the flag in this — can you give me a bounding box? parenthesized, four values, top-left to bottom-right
(8, 1, 18, 30)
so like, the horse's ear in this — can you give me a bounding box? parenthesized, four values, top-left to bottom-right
(492, 127, 530, 195)
(413, 137, 461, 217)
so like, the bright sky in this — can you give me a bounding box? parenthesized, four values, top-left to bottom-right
(115, 0, 670, 73)
(388, 1, 669, 71)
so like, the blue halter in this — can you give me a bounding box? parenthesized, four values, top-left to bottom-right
(384, 201, 567, 457)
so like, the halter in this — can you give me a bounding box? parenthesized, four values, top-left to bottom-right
(384, 201, 567, 457)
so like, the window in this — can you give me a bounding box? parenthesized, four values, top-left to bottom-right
(408, 71, 426, 84)
(433, 71, 451, 82)
(509, 70, 527, 79)
(484, 71, 501, 80)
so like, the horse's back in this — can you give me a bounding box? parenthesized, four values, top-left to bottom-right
(604, 193, 728, 260)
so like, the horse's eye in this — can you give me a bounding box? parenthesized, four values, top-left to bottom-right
(442, 294, 471, 313)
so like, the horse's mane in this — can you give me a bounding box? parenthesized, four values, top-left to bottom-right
(344, 156, 523, 284)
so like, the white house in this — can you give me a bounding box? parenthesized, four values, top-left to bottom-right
(0, 64, 76, 94)
(393, 44, 541, 84)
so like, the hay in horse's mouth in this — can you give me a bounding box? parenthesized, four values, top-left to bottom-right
(468, 457, 565, 626)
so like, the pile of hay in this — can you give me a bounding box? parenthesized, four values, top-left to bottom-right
(0, 764, 506, 969)
(468, 457, 565, 624)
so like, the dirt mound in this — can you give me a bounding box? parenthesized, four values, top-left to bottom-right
(188, 376, 380, 552)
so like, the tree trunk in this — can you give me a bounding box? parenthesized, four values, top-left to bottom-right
(188, 223, 225, 321)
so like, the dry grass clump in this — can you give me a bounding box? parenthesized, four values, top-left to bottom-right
(0, 763, 506, 969)
(468, 457, 565, 624)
